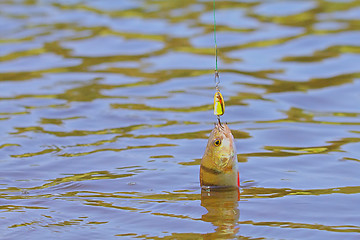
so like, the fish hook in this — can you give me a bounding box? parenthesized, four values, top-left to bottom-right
(217, 116, 223, 127)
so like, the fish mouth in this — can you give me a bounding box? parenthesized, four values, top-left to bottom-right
(214, 122, 233, 140)
(215, 122, 229, 133)
(215, 121, 225, 129)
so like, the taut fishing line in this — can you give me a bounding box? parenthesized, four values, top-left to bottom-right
(212, 0, 225, 124)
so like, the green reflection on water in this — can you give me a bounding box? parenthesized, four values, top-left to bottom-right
(242, 185, 360, 199)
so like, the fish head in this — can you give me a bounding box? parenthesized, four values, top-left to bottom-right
(203, 122, 237, 171)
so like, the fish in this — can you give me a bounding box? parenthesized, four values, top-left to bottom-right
(200, 122, 239, 189)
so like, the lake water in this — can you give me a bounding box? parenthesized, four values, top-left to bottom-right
(1, 0, 360, 239)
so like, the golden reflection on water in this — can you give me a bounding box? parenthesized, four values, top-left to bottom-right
(201, 189, 240, 239)
(1, 0, 360, 239)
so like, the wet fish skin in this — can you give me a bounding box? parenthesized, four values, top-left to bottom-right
(200, 122, 239, 189)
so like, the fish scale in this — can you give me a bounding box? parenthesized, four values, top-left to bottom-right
(200, 123, 239, 189)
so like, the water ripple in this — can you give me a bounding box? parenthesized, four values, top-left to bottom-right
(1, 0, 360, 239)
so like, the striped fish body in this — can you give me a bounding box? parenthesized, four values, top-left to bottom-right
(200, 123, 239, 189)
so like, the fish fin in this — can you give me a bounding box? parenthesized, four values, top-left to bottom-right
(237, 171, 240, 187)
(237, 171, 240, 200)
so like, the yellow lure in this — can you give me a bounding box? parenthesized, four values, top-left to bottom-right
(213, 91, 225, 116)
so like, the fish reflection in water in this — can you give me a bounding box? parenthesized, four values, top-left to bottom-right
(201, 188, 240, 239)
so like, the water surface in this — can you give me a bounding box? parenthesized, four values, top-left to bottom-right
(1, 0, 360, 239)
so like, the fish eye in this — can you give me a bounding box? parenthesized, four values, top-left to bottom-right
(213, 139, 221, 147)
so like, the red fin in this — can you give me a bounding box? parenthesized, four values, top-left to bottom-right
(237, 171, 240, 187)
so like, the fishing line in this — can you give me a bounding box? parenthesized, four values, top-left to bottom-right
(213, 0, 218, 74)
(213, 0, 219, 90)
(212, 0, 224, 124)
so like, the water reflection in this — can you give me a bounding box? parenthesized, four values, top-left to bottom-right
(201, 189, 240, 239)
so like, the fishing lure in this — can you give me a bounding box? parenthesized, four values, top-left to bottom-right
(214, 91, 225, 116)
